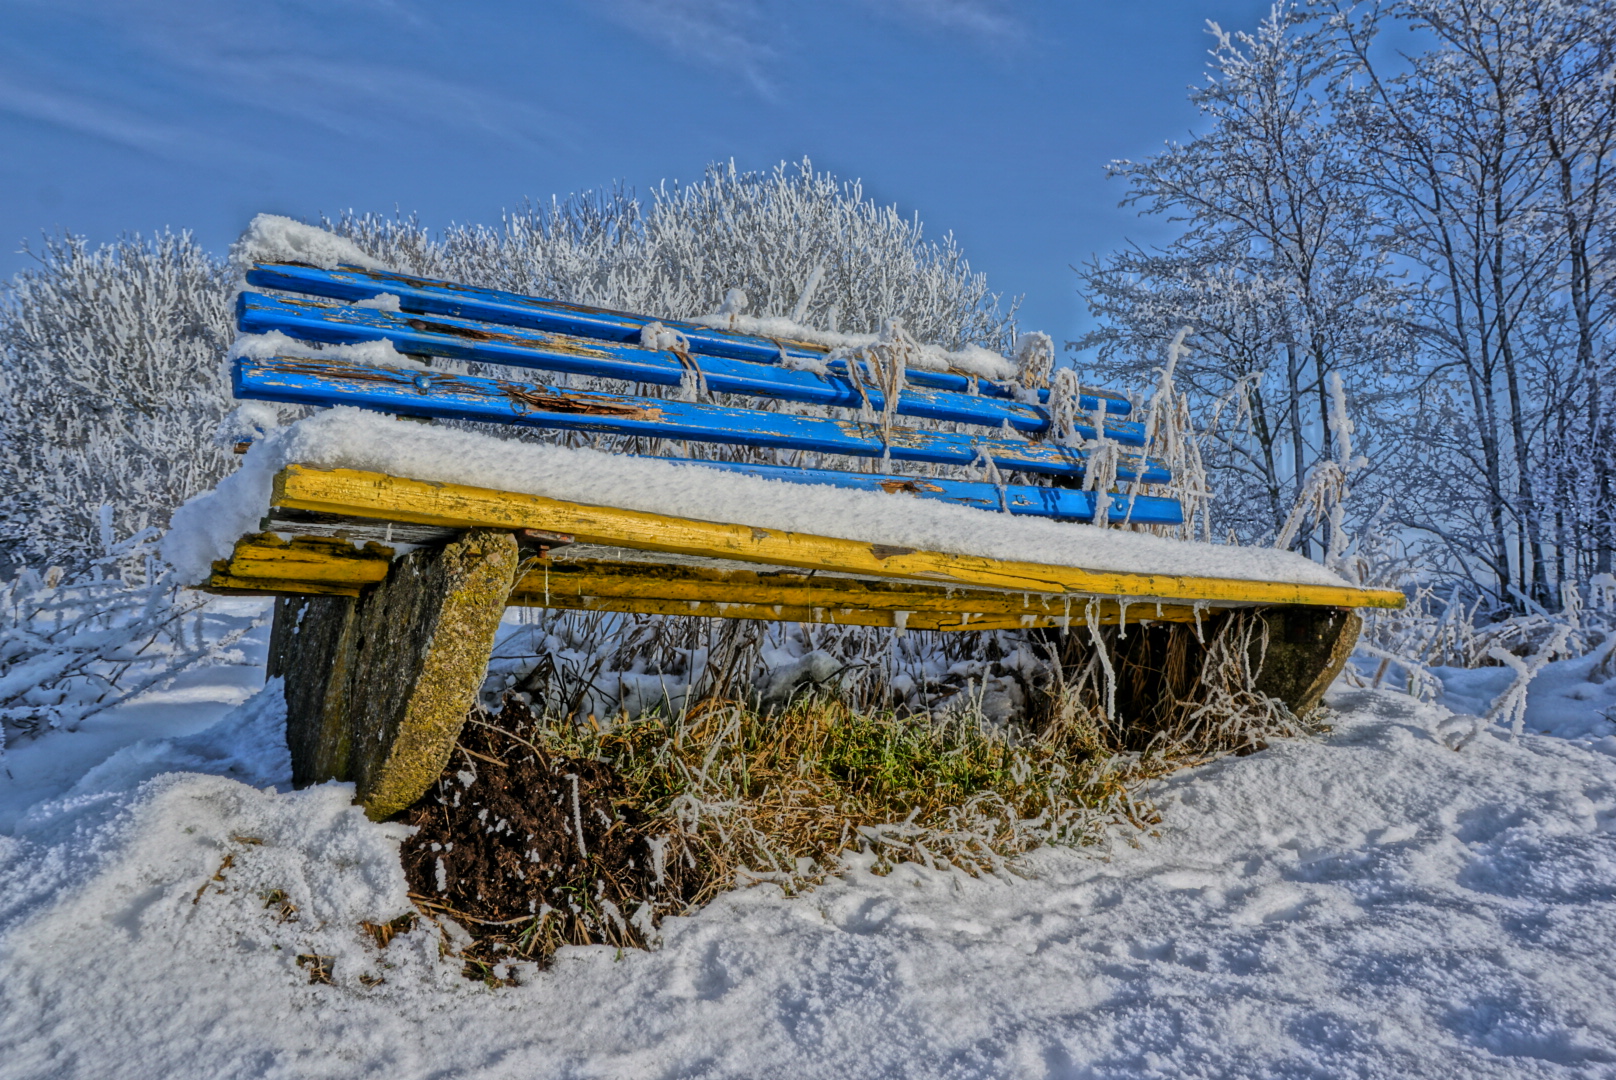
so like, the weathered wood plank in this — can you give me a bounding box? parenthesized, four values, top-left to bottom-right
(268, 465, 1408, 610)
(210, 573, 362, 597)
(213, 533, 392, 586)
(234, 564, 1211, 633)
(243, 262, 1134, 416)
(514, 593, 1201, 631)
(233, 354, 1169, 483)
(239, 291, 1143, 442)
(518, 558, 1108, 612)
(655, 458, 1184, 525)
(214, 537, 1216, 626)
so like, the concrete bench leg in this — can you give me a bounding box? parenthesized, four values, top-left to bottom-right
(1049, 604, 1362, 738)
(1250, 606, 1361, 717)
(268, 529, 520, 820)
(268, 594, 360, 787)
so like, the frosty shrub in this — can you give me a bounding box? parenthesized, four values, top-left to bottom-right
(0, 232, 237, 571)
(326, 158, 1017, 350)
(0, 516, 260, 753)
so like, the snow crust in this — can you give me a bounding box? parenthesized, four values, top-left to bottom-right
(228, 214, 389, 272)
(230, 329, 426, 369)
(2, 676, 1613, 1078)
(210, 401, 282, 450)
(1433, 643, 1616, 743)
(162, 408, 1350, 591)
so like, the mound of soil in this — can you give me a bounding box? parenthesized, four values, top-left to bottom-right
(396, 700, 705, 972)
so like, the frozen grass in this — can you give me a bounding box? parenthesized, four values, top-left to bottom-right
(0, 527, 263, 753)
(427, 602, 1330, 969)
(548, 695, 1158, 882)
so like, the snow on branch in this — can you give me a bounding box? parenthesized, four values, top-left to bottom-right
(0, 519, 262, 755)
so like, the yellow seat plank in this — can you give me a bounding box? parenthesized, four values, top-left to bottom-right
(268, 465, 1406, 610)
(210, 540, 1209, 626)
(214, 534, 392, 585)
(521, 592, 1201, 631)
(517, 560, 1162, 613)
(207, 572, 363, 598)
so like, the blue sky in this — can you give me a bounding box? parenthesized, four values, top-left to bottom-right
(0, 0, 1279, 345)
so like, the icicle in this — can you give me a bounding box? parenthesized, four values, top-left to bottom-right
(1084, 598, 1117, 723)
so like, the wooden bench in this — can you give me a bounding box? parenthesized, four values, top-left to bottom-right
(206, 260, 1404, 818)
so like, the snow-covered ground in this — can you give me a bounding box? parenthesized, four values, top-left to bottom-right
(2, 617, 1614, 1079)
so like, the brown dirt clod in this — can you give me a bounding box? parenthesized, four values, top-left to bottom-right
(396, 700, 708, 969)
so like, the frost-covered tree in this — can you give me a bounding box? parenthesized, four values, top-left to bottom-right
(1325, 0, 1616, 605)
(1082, 0, 1616, 610)
(0, 232, 236, 571)
(327, 158, 1017, 351)
(1513, 0, 1616, 582)
(1077, 5, 1411, 551)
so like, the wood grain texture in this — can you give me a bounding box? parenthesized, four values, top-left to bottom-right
(237, 290, 1146, 442)
(210, 539, 1215, 629)
(234, 355, 1166, 482)
(268, 465, 1407, 610)
(509, 592, 1201, 631)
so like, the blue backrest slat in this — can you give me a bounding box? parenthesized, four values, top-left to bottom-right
(661, 458, 1184, 526)
(235, 354, 1171, 484)
(245, 262, 1133, 416)
(237, 291, 1148, 446)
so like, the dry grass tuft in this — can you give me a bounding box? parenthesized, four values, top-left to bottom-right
(551, 694, 1168, 894)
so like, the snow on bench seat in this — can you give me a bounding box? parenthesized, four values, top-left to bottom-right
(167, 408, 1400, 613)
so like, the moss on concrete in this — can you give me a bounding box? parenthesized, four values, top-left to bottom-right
(344, 529, 519, 820)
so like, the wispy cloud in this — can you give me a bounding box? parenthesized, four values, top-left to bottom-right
(592, 0, 780, 96)
(587, 0, 1025, 97)
(0, 0, 573, 171)
(0, 74, 196, 158)
(863, 0, 1023, 40)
